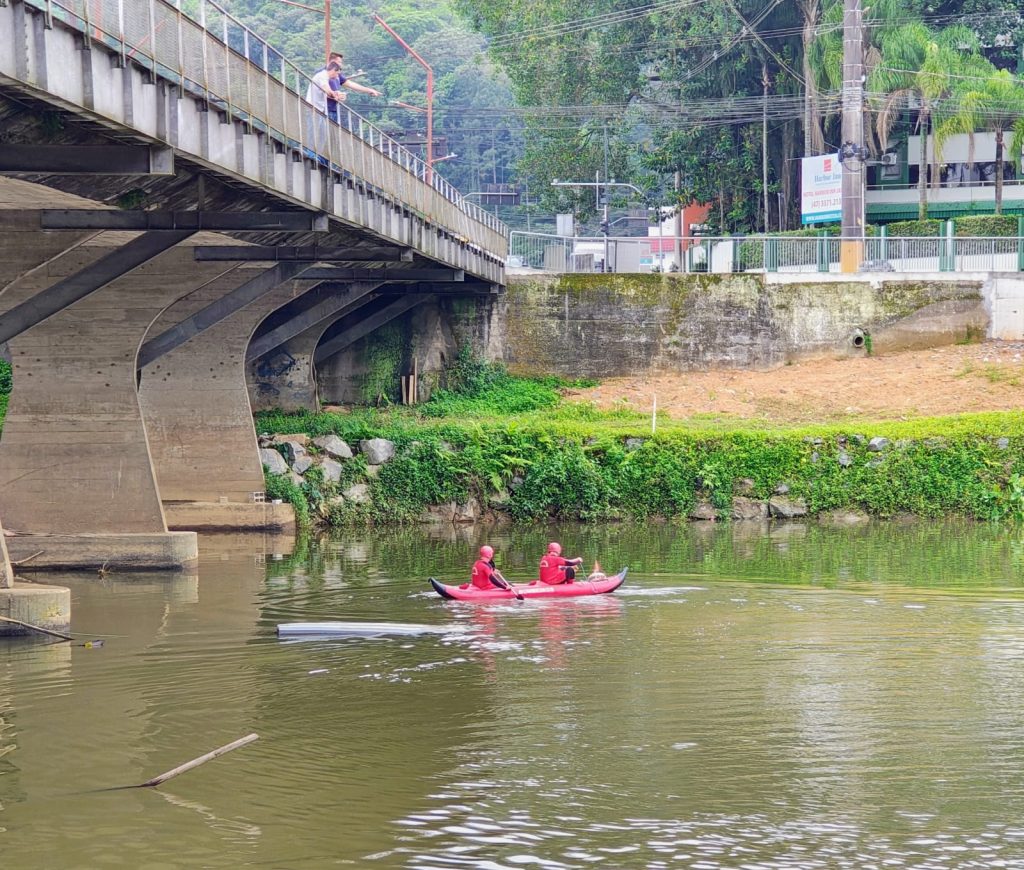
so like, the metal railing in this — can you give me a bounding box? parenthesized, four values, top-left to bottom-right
(23, 0, 507, 250)
(509, 231, 1024, 274)
(867, 178, 1024, 191)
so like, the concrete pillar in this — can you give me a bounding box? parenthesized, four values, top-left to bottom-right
(2, 501, 70, 639)
(0, 215, 91, 290)
(139, 275, 303, 532)
(0, 244, 229, 571)
(248, 320, 326, 412)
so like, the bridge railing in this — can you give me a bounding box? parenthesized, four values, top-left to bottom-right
(509, 231, 1024, 274)
(24, 0, 508, 255)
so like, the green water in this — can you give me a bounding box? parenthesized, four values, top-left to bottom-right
(4, 520, 1024, 868)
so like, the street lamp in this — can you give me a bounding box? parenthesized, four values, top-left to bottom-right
(551, 178, 645, 273)
(271, 0, 333, 62)
(373, 13, 434, 183)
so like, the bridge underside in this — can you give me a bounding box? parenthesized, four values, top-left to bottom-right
(0, 182, 498, 570)
(0, 0, 506, 570)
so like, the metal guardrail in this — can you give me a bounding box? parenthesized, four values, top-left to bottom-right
(509, 231, 1024, 274)
(866, 179, 1024, 191)
(22, 0, 508, 254)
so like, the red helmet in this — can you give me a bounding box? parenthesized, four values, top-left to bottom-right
(479, 545, 494, 560)
(547, 542, 562, 555)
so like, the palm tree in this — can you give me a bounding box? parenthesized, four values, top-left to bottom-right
(798, 0, 825, 156)
(808, 0, 905, 156)
(868, 23, 980, 220)
(934, 68, 1024, 214)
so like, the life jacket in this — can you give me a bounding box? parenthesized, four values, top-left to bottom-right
(539, 554, 568, 584)
(471, 558, 496, 589)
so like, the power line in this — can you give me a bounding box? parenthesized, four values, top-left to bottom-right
(486, 0, 705, 47)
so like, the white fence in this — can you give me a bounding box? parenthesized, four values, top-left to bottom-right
(509, 231, 1024, 275)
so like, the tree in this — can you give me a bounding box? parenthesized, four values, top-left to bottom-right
(869, 23, 981, 220)
(935, 68, 1024, 213)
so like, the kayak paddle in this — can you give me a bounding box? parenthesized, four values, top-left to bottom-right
(493, 568, 524, 601)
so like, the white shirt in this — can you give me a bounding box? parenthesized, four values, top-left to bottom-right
(305, 69, 333, 113)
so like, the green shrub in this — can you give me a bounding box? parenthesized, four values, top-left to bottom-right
(880, 217, 1018, 238)
(885, 219, 943, 237)
(954, 215, 1019, 237)
(369, 441, 472, 522)
(509, 443, 613, 521)
(264, 470, 310, 527)
(421, 347, 566, 417)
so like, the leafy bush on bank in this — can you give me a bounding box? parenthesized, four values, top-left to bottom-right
(259, 407, 1024, 526)
(420, 346, 570, 417)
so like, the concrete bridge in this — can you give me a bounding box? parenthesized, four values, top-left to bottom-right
(0, 0, 508, 572)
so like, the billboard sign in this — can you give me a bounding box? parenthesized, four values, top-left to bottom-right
(801, 153, 843, 224)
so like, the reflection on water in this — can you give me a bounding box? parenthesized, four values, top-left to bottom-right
(3, 521, 1024, 867)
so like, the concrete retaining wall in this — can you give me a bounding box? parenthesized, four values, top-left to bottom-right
(500, 273, 989, 378)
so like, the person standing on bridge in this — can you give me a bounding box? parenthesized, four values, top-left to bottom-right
(316, 52, 382, 126)
(305, 61, 381, 158)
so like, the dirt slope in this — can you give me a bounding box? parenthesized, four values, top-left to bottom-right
(566, 342, 1024, 424)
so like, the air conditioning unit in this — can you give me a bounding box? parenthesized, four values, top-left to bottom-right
(881, 152, 898, 166)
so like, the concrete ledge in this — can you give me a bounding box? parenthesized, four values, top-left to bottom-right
(0, 582, 71, 636)
(163, 501, 296, 532)
(6, 532, 198, 572)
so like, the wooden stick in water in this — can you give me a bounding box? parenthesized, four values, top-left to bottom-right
(0, 614, 73, 642)
(12, 550, 44, 566)
(136, 733, 259, 788)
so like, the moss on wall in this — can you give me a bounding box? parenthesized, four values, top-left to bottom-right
(503, 273, 987, 378)
(359, 322, 405, 404)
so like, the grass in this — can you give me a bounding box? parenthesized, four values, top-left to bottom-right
(956, 359, 1024, 387)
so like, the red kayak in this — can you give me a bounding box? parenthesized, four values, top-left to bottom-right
(429, 568, 628, 601)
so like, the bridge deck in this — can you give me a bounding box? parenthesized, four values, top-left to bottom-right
(0, 0, 507, 281)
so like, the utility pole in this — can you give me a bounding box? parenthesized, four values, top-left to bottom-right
(840, 0, 865, 273)
(762, 62, 770, 234)
(602, 124, 612, 272)
(674, 170, 683, 271)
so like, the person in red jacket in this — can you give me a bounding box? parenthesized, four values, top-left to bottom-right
(538, 542, 584, 585)
(471, 545, 505, 590)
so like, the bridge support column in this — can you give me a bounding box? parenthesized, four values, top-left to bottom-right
(246, 283, 380, 412)
(314, 295, 435, 404)
(0, 246, 229, 571)
(248, 321, 332, 413)
(139, 275, 304, 532)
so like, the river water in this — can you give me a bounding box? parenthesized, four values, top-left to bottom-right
(4, 519, 1024, 868)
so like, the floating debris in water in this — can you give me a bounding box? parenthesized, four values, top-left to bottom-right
(277, 621, 467, 640)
